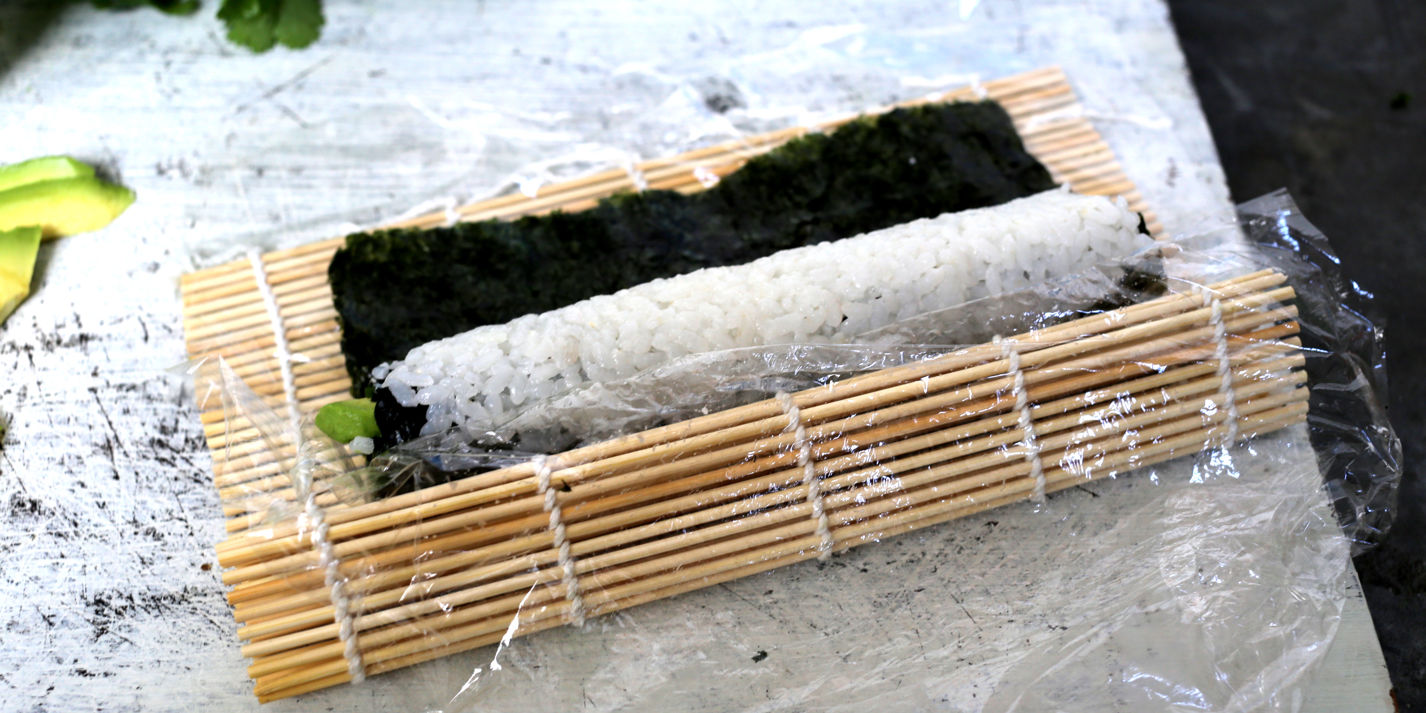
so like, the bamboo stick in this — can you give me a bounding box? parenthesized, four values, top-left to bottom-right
(249, 392, 1301, 684)
(250, 395, 1308, 699)
(222, 318, 1300, 612)
(216, 289, 1289, 567)
(229, 338, 1304, 628)
(256, 397, 1274, 703)
(236, 358, 1304, 651)
(215, 270, 1283, 562)
(242, 356, 1294, 690)
(218, 293, 1296, 585)
(234, 309, 1307, 698)
(224, 325, 1301, 623)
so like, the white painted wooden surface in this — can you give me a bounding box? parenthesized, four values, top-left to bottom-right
(0, 1, 1391, 711)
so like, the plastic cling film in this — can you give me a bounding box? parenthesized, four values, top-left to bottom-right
(199, 191, 1396, 712)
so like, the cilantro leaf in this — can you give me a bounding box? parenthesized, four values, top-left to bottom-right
(218, 0, 278, 52)
(91, 0, 201, 14)
(93, 0, 323, 52)
(273, 0, 322, 49)
(217, 0, 323, 52)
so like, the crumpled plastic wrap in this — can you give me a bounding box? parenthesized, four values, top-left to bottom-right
(202, 190, 1397, 712)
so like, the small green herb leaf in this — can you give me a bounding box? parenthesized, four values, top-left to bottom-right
(218, 0, 278, 52)
(274, 0, 322, 49)
(91, 0, 201, 15)
(218, 0, 323, 52)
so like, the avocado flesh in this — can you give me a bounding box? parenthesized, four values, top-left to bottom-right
(0, 156, 95, 193)
(0, 177, 135, 240)
(315, 398, 381, 443)
(0, 227, 42, 325)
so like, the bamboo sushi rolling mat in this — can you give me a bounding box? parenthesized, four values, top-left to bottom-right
(179, 65, 1164, 530)
(220, 270, 1305, 701)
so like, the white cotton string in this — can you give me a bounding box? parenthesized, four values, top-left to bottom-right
(302, 489, 366, 683)
(259, 242, 363, 681)
(1193, 284, 1242, 445)
(246, 248, 300, 433)
(969, 76, 989, 99)
(692, 165, 721, 188)
(622, 158, 649, 192)
(534, 455, 586, 626)
(775, 391, 835, 560)
(994, 336, 1046, 504)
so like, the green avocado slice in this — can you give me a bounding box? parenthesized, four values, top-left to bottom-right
(0, 177, 135, 240)
(0, 156, 94, 193)
(315, 398, 381, 444)
(0, 226, 42, 325)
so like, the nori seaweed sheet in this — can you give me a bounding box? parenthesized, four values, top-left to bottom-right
(330, 101, 1056, 393)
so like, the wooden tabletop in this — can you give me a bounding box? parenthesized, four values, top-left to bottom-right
(0, 1, 1392, 711)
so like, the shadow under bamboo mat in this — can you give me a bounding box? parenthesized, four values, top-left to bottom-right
(180, 65, 1163, 530)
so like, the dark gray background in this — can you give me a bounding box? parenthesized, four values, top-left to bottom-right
(1169, 2, 1426, 709)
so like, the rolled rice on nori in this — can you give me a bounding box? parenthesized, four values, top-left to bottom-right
(330, 100, 1056, 389)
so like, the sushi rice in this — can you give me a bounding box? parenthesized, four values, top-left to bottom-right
(376, 188, 1151, 440)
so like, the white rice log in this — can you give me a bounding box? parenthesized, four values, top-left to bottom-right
(379, 189, 1151, 439)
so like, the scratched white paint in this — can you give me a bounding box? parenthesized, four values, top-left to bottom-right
(0, 1, 1391, 712)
